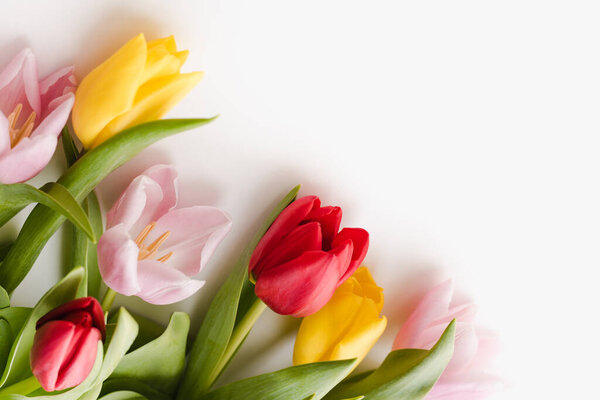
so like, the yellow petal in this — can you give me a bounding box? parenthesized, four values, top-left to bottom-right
(72, 33, 147, 148)
(147, 36, 177, 53)
(91, 71, 203, 147)
(141, 37, 188, 85)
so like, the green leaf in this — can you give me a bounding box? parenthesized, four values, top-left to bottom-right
(0, 182, 95, 242)
(0, 118, 216, 294)
(0, 267, 84, 388)
(126, 313, 166, 351)
(99, 391, 148, 400)
(199, 359, 356, 400)
(177, 185, 300, 400)
(101, 380, 168, 400)
(101, 308, 139, 382)
(61, 126, 79, 167)
(0, 287, 8, 309)
(324, 321, 456, 400)
(109, 312, 189, 395)
(0, 244, 11, 264)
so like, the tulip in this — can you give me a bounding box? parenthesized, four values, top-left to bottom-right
(393, 280, 502, 400)
(293, 267, 387, 366)
(97, 165, 231, 305)
(249, 195, 369, 317)
(30, 297, 105, 392)
(0, 49, 75, 183)
(72, 34, 203, 149)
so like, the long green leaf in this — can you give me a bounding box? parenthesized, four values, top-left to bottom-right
(0, 182, 95, 242)
(0, 118, 215, 294)
(0, 268, 84, 388)
(177, 185, 300, 400)
(109, 312, 189, 395)
(324, 321, 456, 400)
(0, 288, 8, 309)
(198, 359, 356, 400)
(99, 391, 148, 400)
(101, 380, 169, 400)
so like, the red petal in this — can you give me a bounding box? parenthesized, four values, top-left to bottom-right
(253, 222, 322, 278)
(36, 297, 106, 339)
(249, 196, 320, 273)
(332, 228, 369, 283)
(30, 321, 76, 392)
(254, 250, 343, 317)
(304, 206, 342, 247)
(54, 326, 101, 390)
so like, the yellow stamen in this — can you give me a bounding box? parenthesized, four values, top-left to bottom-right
(135, 222, 172, 261)
(7, 104, 36, 148)
(135, 222, 156, 246)
(156, 252, 174, 263)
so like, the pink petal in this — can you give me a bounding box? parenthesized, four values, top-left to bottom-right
(0, 48, 40, 117)
(148, 206, 232, 276)
(30, 92, 74, 139)
(136, 259, 205, 305)
(393, 280, 454, 349)
(428, 373, 504, 400)
(39, 66, 76, 119)
(97, 224, 141, 296)
(139, 164, 178, 221)
(106, 175, 163, 231)
(0, 132, 58, 184)
(254, 250, 343, 317)
(249, 196, 319, 273)
(0, 113, 9, 156)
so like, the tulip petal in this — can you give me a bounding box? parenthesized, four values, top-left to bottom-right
(106, 175, 163, 232)
(30, 320, 76, 392)
(0, 131, 58, 184)
(93, 71, 204, 147)
(145, 206, 231, 276)
(393, 279, 454, 350)
(54, 326, 101, 391)
(142, 37, 187, 84)
(333, 228, 369, 283)
(0, 48, 41, 117)
(72, 34, 147, 148)
(97, 224, 141, 296)
(418, 322, 478, 377)
(36, 297, 106, 338)
(249, 196, 320, 273)
(255, 250, 342, 317)
(427, 373, 504, 400)
(305, 206, 342, 245)
(253, 222, 323, 278)
(136, 259, 205, 305)
(39, 66, 76, 119)
(139, 164, 178, 222)
(0, 113, 9, 156)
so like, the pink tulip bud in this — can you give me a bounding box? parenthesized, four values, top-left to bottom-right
(249, 196, 369, 317)
(30, 297, 105, 392)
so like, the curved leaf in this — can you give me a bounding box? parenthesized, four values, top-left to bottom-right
(0, 183, 95, 242)
(101, 380, 169, 400)
(99, 391, 148, 400)
(177, 185, 300, 400)
(324, 320, 456, 400)
(0, 118, 216, 294)
(0, 288, 8, 309)
(110, 312, 189, 395)
(198, 359, 356, 400)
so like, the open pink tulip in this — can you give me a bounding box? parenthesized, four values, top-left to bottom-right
(393, 280, 502, 400)
(97, 165, 231, 305)
(0, 48, 75, 183)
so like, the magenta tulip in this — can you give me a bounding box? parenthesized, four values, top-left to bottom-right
(249, 195, 369, 317)
(97, 165, 232, 304)
(30, 297, 105, 392)
(0, 48, 75, 183)
(393, 280, 502, 400)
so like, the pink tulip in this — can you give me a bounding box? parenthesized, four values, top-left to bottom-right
(30, 297, 105, 392)
(393, 280, 502, 400)
(0, 49, 76, 183)
(97, 165, 232, 305)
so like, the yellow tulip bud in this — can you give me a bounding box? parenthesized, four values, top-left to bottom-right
(293, 267, 387, 366)
(72, 34, 203, 148)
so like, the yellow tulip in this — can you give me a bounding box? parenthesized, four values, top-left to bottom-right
(293, 267, 387, 366)
(72, 34, 203, 148)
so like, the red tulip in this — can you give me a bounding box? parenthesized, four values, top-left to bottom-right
(249, 196, 369, 317)
(30, 297, 105, 392)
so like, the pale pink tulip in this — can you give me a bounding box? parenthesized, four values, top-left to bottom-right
(0, 49, 76, 183)
(97, 165, 231, 304)
(393, 280, 502, 400)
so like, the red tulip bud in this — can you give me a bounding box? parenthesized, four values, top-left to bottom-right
(249, 196, 369, 317)
(30, 297, 105, 391)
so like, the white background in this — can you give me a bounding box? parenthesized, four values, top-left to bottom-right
(1, 1, 599, 398)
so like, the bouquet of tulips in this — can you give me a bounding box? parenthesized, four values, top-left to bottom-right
(0, 34, 501, 400)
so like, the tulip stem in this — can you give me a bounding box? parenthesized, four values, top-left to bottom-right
(101, 288, 117, 312)
(209, 297, 267, 386)
(0, 375, 40, 395)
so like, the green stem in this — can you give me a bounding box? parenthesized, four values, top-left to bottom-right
(206, 298, 267, 387)
(101, 288, 117, 312)
(0, 375, 41, 395)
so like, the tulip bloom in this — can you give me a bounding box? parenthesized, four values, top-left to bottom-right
(293, 267, 387, 366)
(249, 195, 369, 317)
(0, 49, 75, 183)
(393, 280, 502, 400)
(30, 297, 105, 392)
(97, 165, 231, 305)
(72, 34, 203, 149)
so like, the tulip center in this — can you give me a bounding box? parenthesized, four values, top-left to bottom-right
(7, 103, 37, 148)
(134, 222, 173, 262)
